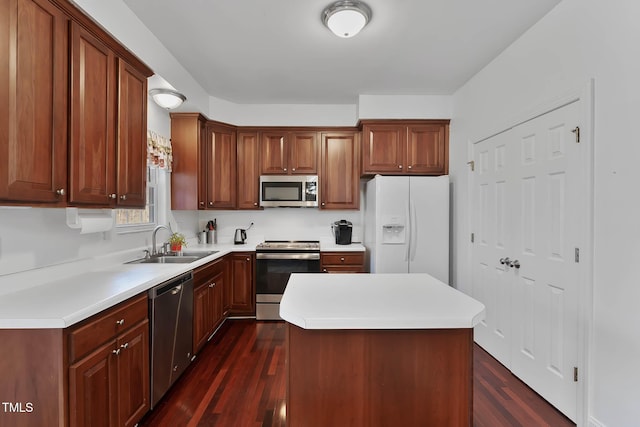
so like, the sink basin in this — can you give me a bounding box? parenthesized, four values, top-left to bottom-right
(126, 250, 219, 264)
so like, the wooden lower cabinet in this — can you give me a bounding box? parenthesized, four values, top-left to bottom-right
(193, 258, 228, 353)
(229, 252, 255, 316)
(67, 294, 149, 427)
(321, 251, 365, 273)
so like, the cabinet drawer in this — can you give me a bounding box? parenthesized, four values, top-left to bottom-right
(322, 252, 364, 265)
(323, 265, 365, 273)
(194, 258, 225, 288)
(68, 294, 147, 362)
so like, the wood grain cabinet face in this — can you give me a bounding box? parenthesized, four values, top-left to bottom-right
(361, 120, 449, 176)
(0, 0, 69, 204)
(68, 295, 150, 427)
(237, 132, 261, 209)
(320, 132, 360, 210)
(69, 22, 117, 206)
(116, 59, 148, 208)
(230, 253, 255, 316)
(193, 259, 228, 353)
(205, 124, 237, 209)
(321, 252, 365, 273)
(260, 131, 318, 175)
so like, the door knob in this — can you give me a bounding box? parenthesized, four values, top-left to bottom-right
(510, 260, 521, 269)
(499, 257, 511, 265)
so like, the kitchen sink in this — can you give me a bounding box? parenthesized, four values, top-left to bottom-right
(127, 250, 218, 264)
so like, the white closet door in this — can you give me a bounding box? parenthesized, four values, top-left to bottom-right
(471, 130, 514, 368)
(509, 101, 581, 421)
(471, 100, 582, 421)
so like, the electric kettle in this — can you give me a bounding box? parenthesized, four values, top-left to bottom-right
(234, 228, 247, 244)
(234, 222, 253, 245)
(332, 220, 353, 245)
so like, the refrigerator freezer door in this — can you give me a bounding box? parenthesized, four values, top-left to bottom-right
(408, 176, 449, 283)
(370, 176, 410, 273)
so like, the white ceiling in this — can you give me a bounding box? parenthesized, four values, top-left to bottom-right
(123, 0, 561, 105)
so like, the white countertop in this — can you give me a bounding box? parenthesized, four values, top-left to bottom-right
(280, 273, 485, 330)
(319, 241, 365, 252)
(0, 243, 247, 329)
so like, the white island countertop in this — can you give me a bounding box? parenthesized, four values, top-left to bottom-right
(280, 273, 485, 330)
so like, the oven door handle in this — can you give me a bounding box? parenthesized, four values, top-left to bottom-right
(256, 252, 321, 260)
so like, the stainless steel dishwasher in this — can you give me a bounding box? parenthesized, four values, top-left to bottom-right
(148, 271, 193, 409)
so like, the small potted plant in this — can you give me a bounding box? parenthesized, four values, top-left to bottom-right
(168, 232, 187, 253)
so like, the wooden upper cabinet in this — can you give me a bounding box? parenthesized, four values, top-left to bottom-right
(116, 59, 148, 207)
(361, 124, 406, 173)
(237, 132, 260, 209)
(289, 132, 318, 174)
(260, 130, 318, 175)
(260, 131, 287, 174)
(320, 132, 359, 210)
(170, 113, 206, 210)
(361, 120, 449, 176)
(69, 22, 117, 206)
(205, 123, 237, 209)
(0, 0, 69, 204)
(406, 124, 448, 174)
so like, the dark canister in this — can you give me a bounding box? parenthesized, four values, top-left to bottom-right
(332, 220, 353, 245)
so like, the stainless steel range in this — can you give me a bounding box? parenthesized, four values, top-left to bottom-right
(255, 240, 321, 320)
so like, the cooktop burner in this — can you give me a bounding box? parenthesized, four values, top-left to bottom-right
(256, 240, 320, 251)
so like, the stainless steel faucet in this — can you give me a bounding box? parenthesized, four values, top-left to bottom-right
(151, 225, 171, 256)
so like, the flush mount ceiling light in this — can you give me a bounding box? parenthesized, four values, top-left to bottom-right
(149, 88, 186, 109)
(322, 0, 372, 38)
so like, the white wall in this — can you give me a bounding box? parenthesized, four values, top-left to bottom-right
(450, 1, 640, 426)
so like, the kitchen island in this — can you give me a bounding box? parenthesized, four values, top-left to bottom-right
(280, 273, 485, 427)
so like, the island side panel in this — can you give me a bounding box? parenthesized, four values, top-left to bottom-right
(286, 324, 473, 427)
(0, 329, 66, 427)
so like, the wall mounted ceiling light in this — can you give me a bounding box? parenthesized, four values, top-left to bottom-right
(322, 0, 372, 38)
(149, 88, 186, 109)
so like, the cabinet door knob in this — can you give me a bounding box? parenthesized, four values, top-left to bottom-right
(120, 194, 127, 201)
(340, 257, 345, 262)
(246, 258, 250, 261)
(55, 188, 65, 196)
(398, 165, 403, 169)
(199, 201, 205, 206)
(253, 202, 258, 206)
(323, 268, 328, 272)
(116, 319, 125, 326)
(120, 342, 129, 350)
(321, 202, 325, 206)
(209, 201, 214, 206)
(108, 193, 117, 199)
(209, 282, 215, 288)
(283, 168, 287, 172)
(112, 348, 121, 356)
(292, 168, 296, 172)
(408, 165, 412, 169)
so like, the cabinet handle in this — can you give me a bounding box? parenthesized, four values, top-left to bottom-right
(323, 268, 328, 272)
(398, 165, 403, 169)
(292, 168, 296, 172)
(108, 193, 117, 199)
(199, 201, 205, 206)
(283, 168, 287, 172)
(408, 165, 412, 169)
(119, 194, 127, 201)
(120, 342, 129, 350)
(340, 257, 345, 262)
(55, 188, 65, 196)
(321, 202, 325, 206)
(253, 202, 258, 206)
(209, 201, 214, 206)
(116, 319, 125, 326)
(112, 348, 121, 356)
(209, 282, 215, 288)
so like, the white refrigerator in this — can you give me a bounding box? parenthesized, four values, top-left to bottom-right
(364, 175, 449, 283)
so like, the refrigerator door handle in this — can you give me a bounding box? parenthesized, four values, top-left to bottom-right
(405, 201, 411, 262)
(410, 200, 418, 261)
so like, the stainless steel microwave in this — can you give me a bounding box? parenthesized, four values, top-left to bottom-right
(259, 175, 318, 207)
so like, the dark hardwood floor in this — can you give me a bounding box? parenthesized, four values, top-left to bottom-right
(139, 319, 575, 427)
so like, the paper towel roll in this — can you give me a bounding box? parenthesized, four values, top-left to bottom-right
(78, 216, 114, 234)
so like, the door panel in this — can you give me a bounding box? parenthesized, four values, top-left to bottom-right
(471, 101, 581, 421)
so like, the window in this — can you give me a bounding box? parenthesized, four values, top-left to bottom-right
(116, 167, 157, 231)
